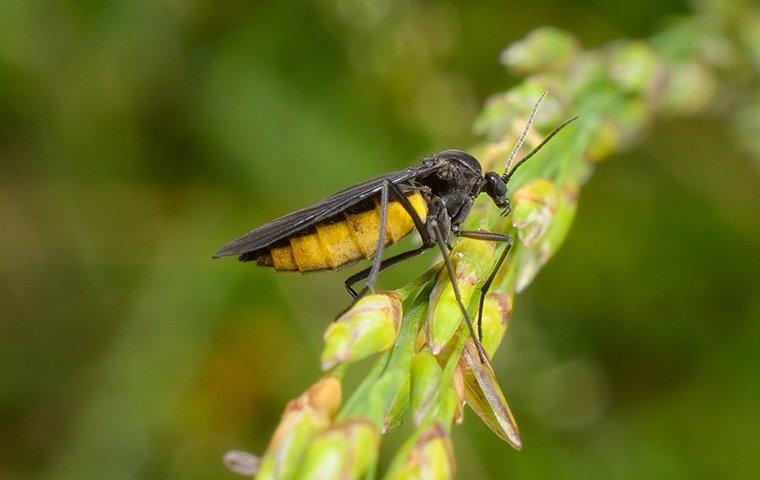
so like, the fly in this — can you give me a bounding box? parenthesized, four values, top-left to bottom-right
(214, 93, 577, 362)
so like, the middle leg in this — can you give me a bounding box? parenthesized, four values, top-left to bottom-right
(344, 245, 429, 298)
(432, 222, 491, 363)
(456, 230, 513, 340)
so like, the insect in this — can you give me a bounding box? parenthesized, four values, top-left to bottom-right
(214, 93, 577, 362)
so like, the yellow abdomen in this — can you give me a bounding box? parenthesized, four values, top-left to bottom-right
(257, 192, 427, 272)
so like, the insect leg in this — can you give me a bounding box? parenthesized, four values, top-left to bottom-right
(338, 180, 432, 319)
(344, 245, 429, 297)
(386, 182, 433, 246)
(354, 179, 435, 295)
(335, 180, 396, 319)
(388, 181, 454, 254)
(432, 222, 490, 364)
(357, 180, 391, 297)
(457, 230, 512, 243)
(456, 230, 513, 340)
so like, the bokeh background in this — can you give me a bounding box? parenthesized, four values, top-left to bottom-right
(1, 1, 758, 479)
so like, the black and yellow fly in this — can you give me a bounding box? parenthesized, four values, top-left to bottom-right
(214, 94, 576, 361)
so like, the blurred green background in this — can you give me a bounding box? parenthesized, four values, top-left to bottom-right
(1, 1, 758, 479)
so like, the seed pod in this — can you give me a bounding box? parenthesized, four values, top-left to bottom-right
(512, 178, 559, 247)
(410, 349, 443, 425)
(537, 181, 579, 264)
(383, 423, 456, 480)
(515, 181, 578, 293)
(427, 240, 494, 354)
(256, 376, 342, 480)
(480, 292, 513, 357)
(295, 420, 380, 480)
(322, 293, 402, 370)
(461, 342, 522, 450)
(383, 375, 410, 434)
(451, 362, 466, 425)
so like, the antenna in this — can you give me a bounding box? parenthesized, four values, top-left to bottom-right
(506, 115, 580, 178)
(504, 91, 547, 177)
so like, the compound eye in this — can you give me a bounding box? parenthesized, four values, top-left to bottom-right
(485, 172, 506, 197)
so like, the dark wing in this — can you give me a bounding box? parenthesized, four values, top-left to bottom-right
(213, 165, 437, 260)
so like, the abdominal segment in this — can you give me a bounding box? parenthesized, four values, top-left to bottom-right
(257, 192, 427, 272)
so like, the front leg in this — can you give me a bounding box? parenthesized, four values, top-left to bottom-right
(449, 196, 474, 233)
(425, 197, 451, 247)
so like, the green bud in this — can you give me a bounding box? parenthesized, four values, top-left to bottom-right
(383, 423, 456, 480)
(427, 240, 494, 354)
(473, 80, 564, 141)
(410, 349, 443, 425)
(604, 97, 651, 151)
(512, 179, 559, 247)
(256, 376, 342, 480)
(662, 61, 716, 115)
(566, 52, 607, 96)
(586, 120, 621, 162)
(296, 420, 380, 480)
(480, 293, 513, 357)
(606, 41, 665, 95)
(322, 293, 402, 370)
(501, 27, 580, 74)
